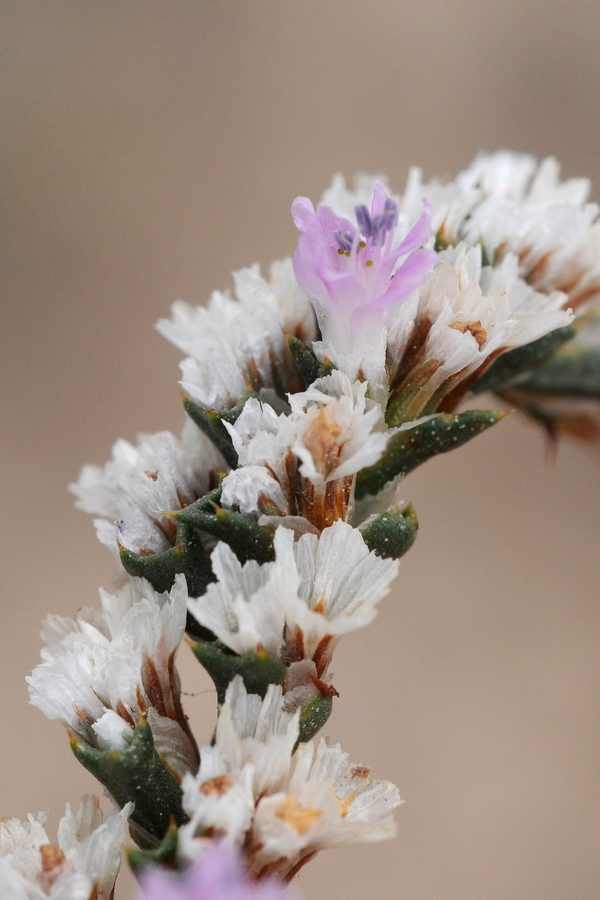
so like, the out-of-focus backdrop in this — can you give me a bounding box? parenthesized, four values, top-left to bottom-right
(2, 3, 599, 898)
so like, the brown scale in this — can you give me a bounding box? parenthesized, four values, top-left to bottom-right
(297, 478, 350, 532)
(392, 358, 444, 421)
(308, 674, 339, 698)
(115, 700, 136, 729)
(141, 652, 199, 762)
(74, 705, 96, 729)
(270, 343, 305, 396)
(388, 316, 433, 397)
(567, 282, 600, 311)
(519, 248, 553, 283)
(245, 357, 264, 394)
(312, 634, 334, 679)
(141, 656, 168, 718)
(283, 451, 300, 516)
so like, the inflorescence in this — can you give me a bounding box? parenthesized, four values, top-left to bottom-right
(5, 151, 600, 898)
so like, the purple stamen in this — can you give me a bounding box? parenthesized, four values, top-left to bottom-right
(355, 198, 398, 245)
(355, 205, 373, 240)
(334, 229, 354, 253)
(370, 198, 399, 246)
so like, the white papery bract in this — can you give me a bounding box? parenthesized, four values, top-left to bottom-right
(401, 151, 600, 313)
(188, 523, 398, 709)
(383, 245, 572, 420)
(221, 371, 389, 530)
(179, 679, 401, 882)
(0, 796, 130, 900)
(157, 260, 316, 412)
(70, 419, 222, 557)
(27, 575, 198, 779)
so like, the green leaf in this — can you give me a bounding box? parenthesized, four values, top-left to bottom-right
(119, 544, 185, 596)
(361, 504, 418, 559)
(356, 410, 506, 500)
(119, 523, 214, 598)
(71, 719, 188, 848)
(284, 332, 334, 383)
(298, 693, 334, 745)
(183, 396, 253, 468)
(127, 820, 179, 877)
(191, 641, 286, 705)
(285, 332, 321, 385)
(173, 504, 275, 565)
(471, 325, 576, 395)
(516, 346, 600, 398)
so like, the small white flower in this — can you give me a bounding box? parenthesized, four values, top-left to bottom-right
(0, 796, 130, 899)
(179, 679, 400, 881)
(188, 523, 398, 708)
(221, 372, 389, 530)
(407, 152, 600, 313)
(28, 575, 197, 779)
(384, 245, 572, 420)
(250, 737, 400, 879)
(70, 420, 222, 557)
(157, 260, 316, 411)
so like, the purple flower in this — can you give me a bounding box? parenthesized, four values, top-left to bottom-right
(291, 181, 437, 366)
(139, 842, 291, 900)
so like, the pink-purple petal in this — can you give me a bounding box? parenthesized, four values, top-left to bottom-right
(395, 199, 433, 257)
(139, 842, 289, 900)
(370, 247, 438, 309)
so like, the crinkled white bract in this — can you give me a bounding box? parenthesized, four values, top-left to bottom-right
(221, 372, 389, 528)
(0, 796, 130, 900)
(382, 245, 572, 420)
(251, 737, 400, 878)
(70, 419, 221, 557)
(157, 260, 316, 411)
(179, 679, 400, 881)
(401, 152, 600, 312)
(27, 575, 197, 778)
(188, 523, 398, 707)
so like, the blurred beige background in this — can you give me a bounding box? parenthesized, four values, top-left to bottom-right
(2, 2, 600, 897)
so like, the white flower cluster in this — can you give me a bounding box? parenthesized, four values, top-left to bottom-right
(0, 796, 130, 899)
(18, 151, 600, 895)
(178, 678, 400, 882)
(188, 522, 398, 712)
(28, 575, 198, 777)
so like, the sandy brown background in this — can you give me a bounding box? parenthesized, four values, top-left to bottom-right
(2, 2, 600, 898)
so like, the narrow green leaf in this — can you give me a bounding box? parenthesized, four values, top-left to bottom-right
(119, 544, 186, 596)
(361, 505, 418, 559)
(471, 325, 576, 395)
(285, 332, 321, 385)
(356, 410, 506, 500)
(119, 523, 214, 599)
(297, 693, 333, 745)
(183, 396, 252, 468)
(127, 821, 179, 877)
(517, 346, 600, 398)
(173, 505, 275, 565)
(191, 641, 286, 705)
(71, 719, 187, 848)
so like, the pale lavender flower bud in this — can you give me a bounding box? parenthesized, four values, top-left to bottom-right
(139, 841, 291, 900)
